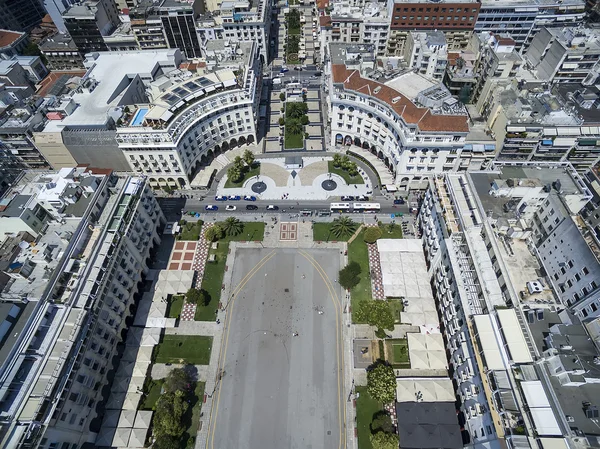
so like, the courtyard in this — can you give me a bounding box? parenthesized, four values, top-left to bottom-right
(207, 248, 345, 449)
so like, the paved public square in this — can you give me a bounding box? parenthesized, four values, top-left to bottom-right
(208, 248, 345, 449)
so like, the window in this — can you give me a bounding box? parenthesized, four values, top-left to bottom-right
(592, 303, 598, 312)
(568, 260, 574, 268)
(583, 267, 589, 275)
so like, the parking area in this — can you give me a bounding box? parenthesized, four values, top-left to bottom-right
(208, 248, 345, 449)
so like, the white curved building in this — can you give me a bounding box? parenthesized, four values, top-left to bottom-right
(117, 42, 261, 189)
(329, 51, 494, 190)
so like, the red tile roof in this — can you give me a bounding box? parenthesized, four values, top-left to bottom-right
(0, 30, 24, 48)
(319, 15, 332, 27)
(317, 0, 329, 9)
(331, 64, 469, 133)
(36, 70, 87, 97)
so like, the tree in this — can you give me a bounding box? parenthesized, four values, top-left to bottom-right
(370, 430, 399, 449)
(340, 155, 351, 170)
(242, 149, 255, 167)
(227, 165, 242, 183)
(154, 435, 180, 449)
(233, 155, 244, 168)
(367, 363, 396, 403)
(153, 391, 188, 437)
(280, 93, 286, 101)
(364, 226, 383, 243)
(164, 367, 193, 394)
(279, 117, 285, 126)
(287, 119, 303, 135)
(221, 217, 244, 236)
(330, 216, 357, 239)
(354, 301, 395, 334)
(186, 288, 206, 305)
(301, 115, 309, 125)
(371, 412, 394, 434)
(339, 261, 361, 290)
(205, 224, 223, 242)
(332, 153, 343, 168)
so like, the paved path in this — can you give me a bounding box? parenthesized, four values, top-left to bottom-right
(367, 241, 385, 300)
(181, 223, 212, 321)
(151, 363, 210, 381)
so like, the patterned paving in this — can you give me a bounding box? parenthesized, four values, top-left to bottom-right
(365, 225, 385, 300)
(168, 241, 197, 271)
(180, 223, 212, 321)
(279, 222, 298, 241)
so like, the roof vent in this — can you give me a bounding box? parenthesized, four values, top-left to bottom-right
(374, 86, 381, 94)
(392, 96, 401, 104)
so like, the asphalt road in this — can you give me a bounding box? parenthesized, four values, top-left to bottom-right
(208, 248, 345, 449)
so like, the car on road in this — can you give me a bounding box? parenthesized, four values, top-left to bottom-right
(205, 205, 218, 211)
(341, 195, 355, 201)
(266, 205, 279, 210)
(228, 195, 241, 200)
(246, 205, 258, 210)
(358, 195, 369, 201)
(226, 205, 237, 211)
(215, 195, 227, 201)
(244, 195, 257, 201)
(314, 71, 322, 76)
(393, 198, 405, 205)
(280, 67, 289, 73)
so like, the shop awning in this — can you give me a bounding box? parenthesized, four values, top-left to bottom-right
(385, 184, 398, 192)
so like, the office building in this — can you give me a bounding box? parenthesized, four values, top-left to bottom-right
(42, 0, 77, 32)
(63, 0, 121, 56)
(0, 0, 47, 32)
(33, 49, 183, 170)
(404, 31, 448, 80)
(117, 41, 261, 189)
(0, 167, 165, 448)
(38, 33, 84, 70)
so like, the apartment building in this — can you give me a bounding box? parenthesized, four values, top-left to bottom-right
(328, 43, 496, 190)
(0, 30, 28, 60)
(0, 167, 165, 449)
(197, 0, 271, 63)
(0, 103, 50, 169)
(116, 41, 260, 189)
(482, 82, 600, 172)
(387, 0, 480, 57)
(524, 26, 600, 85)
(418, 162, 599, 449)
(475, 0, 585, 50)
(33, 49, 182, 171)
(63, 0, 121, 56)
(0, 0, 47, 32)
(38, 34, 84, 70)
(404, 31, 448, 81)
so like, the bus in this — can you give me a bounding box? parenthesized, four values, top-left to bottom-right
(330, 202, 351, 213)
(353, 202, 381, 213)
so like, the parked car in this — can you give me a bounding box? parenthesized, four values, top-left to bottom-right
(228, 195, 241, 200)
(280, 67, 289, 73)
(205, 205, 218, 211)
(226, 205, 237, 211)
(215, 195, 227, 201)
(341, 195, 355, 201)
(393, 198, 405, 205)
(266, 205, 279, 210)
(358, 195, 369, 201)
(246, 205, 258, 210)
(244, 195, 257, 201)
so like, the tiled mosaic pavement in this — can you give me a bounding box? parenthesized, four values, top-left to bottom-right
(180, 223, 212, 321)
(279, 222, 298, 241)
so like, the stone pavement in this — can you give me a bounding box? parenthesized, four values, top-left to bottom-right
(151, 363, 210, 381)
(367, 242, 385, 300)
(181, 223, 212, 321)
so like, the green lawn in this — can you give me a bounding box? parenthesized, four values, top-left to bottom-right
(139, 379, 164, 410)
(380, 224, 403, 239)
(388, 299, 403, 323)
(178, 220, 203, 241)
(224, 163, 261, 188)
(328, 161, 365, 184)
(387, 338, 410, 368)
(284, 129, 304, 149)
(349, 229, 371, 318)
(356, 386, 381, 449)
(154, 335, 212, 365)
(166, 295, 184, 319)
(313, 222, 352, 242)
(195, 223, 265, 320)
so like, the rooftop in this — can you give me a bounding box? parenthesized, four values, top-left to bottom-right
(395, 402, 463, 449)
(0, 30, 25, 49)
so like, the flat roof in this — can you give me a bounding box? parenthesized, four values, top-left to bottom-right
(396, 378, 455, 403)
(396, 402, 463, 449)
(407, 333, 448, 370)
(473, 314, 505, 371)
(384, 72, 437, 100)
(521, 381, 562, 436)
(496, 309, 533, 364)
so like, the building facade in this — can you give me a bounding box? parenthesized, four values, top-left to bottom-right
(63, 0, 121, 56)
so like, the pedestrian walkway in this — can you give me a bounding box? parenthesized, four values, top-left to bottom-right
(367, 242, 385, 299)
(181, 223, 212, 321)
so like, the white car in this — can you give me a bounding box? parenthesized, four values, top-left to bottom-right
(226, 205, 237, 211)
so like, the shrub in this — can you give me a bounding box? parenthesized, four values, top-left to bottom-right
(279, 117, 285, 126)
(279, 93, 286, 101)
(364, 226, 383, 244)
(339, 261, 362, 290)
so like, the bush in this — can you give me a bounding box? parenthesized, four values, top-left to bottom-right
(205, 225, 223, 242)
(186, 288, 209, 306)
(339, 261, 362, 290)
(301, 115, 309, 125)
(279, 117, 285, 126)
(371, 412, 394, 434)
(364, 226, 383, 244)
(279, 93, 286, 101)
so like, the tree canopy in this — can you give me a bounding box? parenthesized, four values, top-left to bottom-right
(367, 363, 396, 403)
(186, 288, 208, 306)
(364, 226, 383, 244)
(354, 300, 395, 333)
(370, 430, 400, 449)
(164, 367, 193, 394)
(330, 216, 357, 239)
(220, 217, 244, 236)
(339, 261, 361, 290)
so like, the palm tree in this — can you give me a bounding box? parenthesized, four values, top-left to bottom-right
(221, 217, 244, 236)
(205, 225, 223, 242)
(287, 119, 303, 135)
(233, 155, 244, 168)
(330, 216, 358, 239)
(332, 153, 343, 168)
(227, 165, 242, 183)
(242, 149, 255, 167)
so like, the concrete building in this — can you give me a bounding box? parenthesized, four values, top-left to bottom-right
(0, 60, 32, 87)
(42, 0, 78, 32)
(0, 0, 47, 32)
(386, 0, 480, 57)
(116, 41, 261, 189)
(12, 56, 49, 83)
(63, 0, 121, 56)
(0, 30, 28, 60)
(418, 162, 598, 449)
(38, 33, 85, 70)
(0, 167, 165, 448)
(197, 0, 272, 63)
(404, 31, 448, 81)
(33, 49, 182, 171)
(524, 26, 600, 86)
(328, 43, 496, 190)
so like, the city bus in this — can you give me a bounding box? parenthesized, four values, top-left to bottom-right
(352, 202, 381, 213)
(330, 202, 351, 213)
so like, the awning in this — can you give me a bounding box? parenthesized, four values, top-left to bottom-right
(507, 126, 526, 132)
(543, 128, 558, 136)
(385, 184, 398, 192)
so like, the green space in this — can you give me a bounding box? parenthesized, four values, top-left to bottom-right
(286, 9, 301, 34)
(356, 386, 380, 449)
(387, 338, 410, 368)
(195, 222, 265, 320)
(328, 161, 364, 185)
(178, 220, 203, 241)
(224, 162, 260, 188)
(154, 335, 212, 365)
(312, 222, 353, 242)
(348, 229, 371, 313)
(284, 102, 308, 149)
(388, 299, 403, 323)
(139, 379, 164, 411)
(285, 128, 304, 149)
(379, 222, 403, 238)
(185, 381, 206, 444)
(166, 295, 184, 319)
